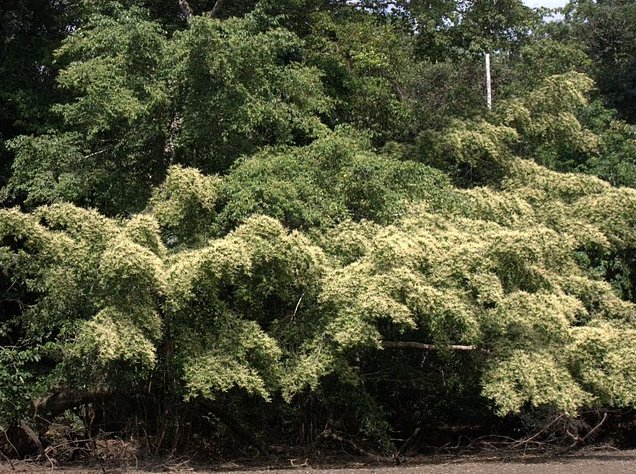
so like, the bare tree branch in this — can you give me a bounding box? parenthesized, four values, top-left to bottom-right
(33, 389, 113, 417)
(210, 0, 226, 18)
(382, 341, 485, 352)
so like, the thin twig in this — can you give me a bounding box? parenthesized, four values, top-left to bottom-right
(2, 429, 20, 459)
(511, 414, 565, 449)
(0, 447, 15, 470)
(291, 290, 306, 321)
(82, 149, 107, 161)
(321, 429, 376, 458)
(560, 412, 608, 454)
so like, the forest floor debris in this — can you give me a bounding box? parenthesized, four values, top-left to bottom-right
(1, 449, 636, 473)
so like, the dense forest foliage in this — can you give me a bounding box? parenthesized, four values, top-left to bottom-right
(1, 0, 636, 460)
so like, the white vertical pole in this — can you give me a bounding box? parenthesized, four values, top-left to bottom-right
(485, 52, 492, 112)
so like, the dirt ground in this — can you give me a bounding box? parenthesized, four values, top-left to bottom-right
(2, 449, 636, 474)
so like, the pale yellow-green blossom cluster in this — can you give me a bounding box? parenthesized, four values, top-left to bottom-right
(1, 150, 635, 420)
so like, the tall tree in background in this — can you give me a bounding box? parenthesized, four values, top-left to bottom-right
(0, 0, 83, 188)
(562, 0, 636, 122)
